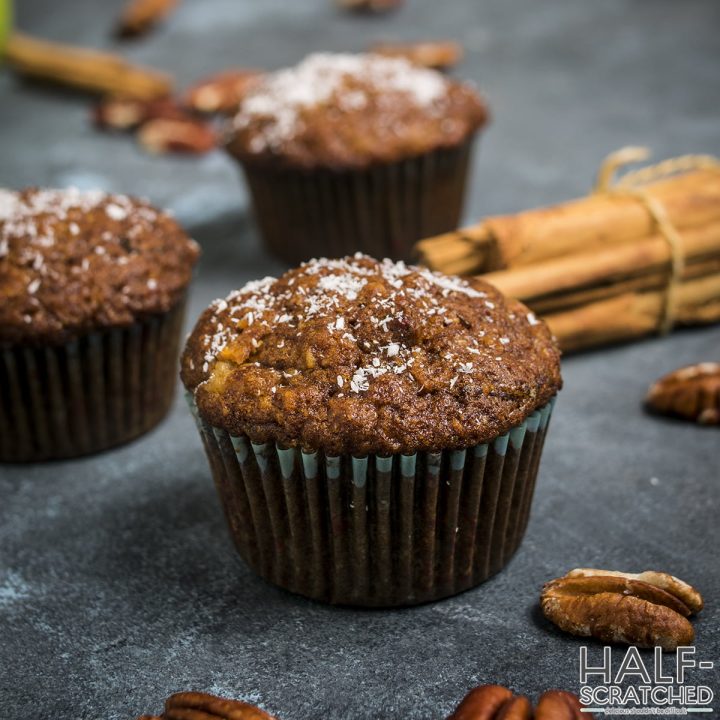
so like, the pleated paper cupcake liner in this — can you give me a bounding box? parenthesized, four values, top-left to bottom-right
(0, 300, 186, 463)
(188, 395, 555, 607)
(235, 139, 475, 264)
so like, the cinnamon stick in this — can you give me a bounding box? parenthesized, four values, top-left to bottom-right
(415, 225, 491, 275)
(417, 154, 720, 352)
(545, 274, 720, 352)
(484, 220, 720, 305)
(531, 258, 720, 315)
(417, 169, 720, 273)
(3, 32, 172, 99)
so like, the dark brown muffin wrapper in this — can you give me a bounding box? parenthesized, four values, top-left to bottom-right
(234, 138, 475, 264)
(0, 299, 186, 463)
(188, 394, 555, 607)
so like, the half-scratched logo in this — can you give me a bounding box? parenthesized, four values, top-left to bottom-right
(578, 646, 715, 715)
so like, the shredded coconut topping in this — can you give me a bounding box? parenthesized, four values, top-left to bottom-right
(0, 188, 200, 343)
(197, 254, 513, 395)
(0, 188, 151, 254)
(233, 52, 448, 152)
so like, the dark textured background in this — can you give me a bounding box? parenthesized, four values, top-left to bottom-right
(1, 1, 719, 718)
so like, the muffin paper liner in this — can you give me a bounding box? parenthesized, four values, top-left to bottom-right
(188, 395, 555, 607)
(236, 139, 475, 264)
(0, 300, 186, 463)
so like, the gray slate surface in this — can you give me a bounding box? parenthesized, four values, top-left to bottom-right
(1, 1, 719, 718)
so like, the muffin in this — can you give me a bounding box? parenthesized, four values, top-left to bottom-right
(0, 187, 199, 462)
(226, 53, 488, 263)
(182, 254, 561, 606)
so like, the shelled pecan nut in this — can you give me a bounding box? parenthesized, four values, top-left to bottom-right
(447, 685, 531, 719)
(646, 362, 720, 425)
(535, 690, 586, 719)
(116, 0, 179, 37)
(370, 41, 464, 70)
(93, 96, 188, 131)
(138, 691, 279, 720)
(566, 569, 703, 613)
(448, 685, 589, 719)
(541, 568, 703, 650)
(137, 117, 218, 154)
(184, 70, 265, 114)
(336, 0, 404, 12)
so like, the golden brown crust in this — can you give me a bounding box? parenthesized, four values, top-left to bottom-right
(541, 569, 703, 650)
(227, 53, 488, 171)
(0, 188, 199, 346)
(646, 362, 720, 425)
(181, 255, 561, 455)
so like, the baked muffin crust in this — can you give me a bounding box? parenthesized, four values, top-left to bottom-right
(227, 52, 488, 170)
(182, 255, 561, 455)
(0, 188, 199, 345)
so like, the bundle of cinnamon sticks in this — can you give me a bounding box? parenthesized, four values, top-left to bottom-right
(416, 150, 720, 352)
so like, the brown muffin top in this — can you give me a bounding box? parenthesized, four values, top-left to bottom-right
(0, 188, 199, 346)
(227, 53, 488, 170)
(181, 255, 561, 455)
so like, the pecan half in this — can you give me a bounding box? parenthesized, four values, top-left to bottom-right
(535, 690, 586, 719)
(137, 117, 218, 154)
(646, 362, 720, 425)
(116, 0, 179, 38)
(541, 568, 703, 650)
(371, 41, 464, 70)
(448, 685, 532, 720)
(336, 0, 404, 13)
(93, 96, 188, 131)
(139, 691, 279, 720)
(185, 69, 265, 114)
(566, 569, 703, 614)
(448, 685, 590, 719)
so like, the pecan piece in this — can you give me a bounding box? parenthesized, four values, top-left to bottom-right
(139, 691, 279, 720)
(566, 569, 703, 613)
(535, 690, 586, 719)
(448, 684, 532, 720)
(116, 0, 179, 38)
(93, 96, 188, 131)
(336, 0, 404, 13)
(541, 568, 703, 650)
(165, 692, 278, 720)
(371, 41, 464, 70)
(185, 69, 265, 114)
(137, 117, 218, 154)
(646, 362, 720, 425)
